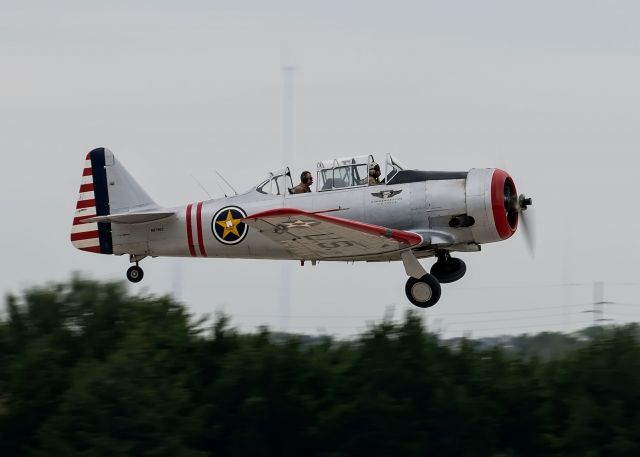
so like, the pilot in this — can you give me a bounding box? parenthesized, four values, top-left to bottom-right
(368, 162, 381, 185)
(292, 171, 313, 194)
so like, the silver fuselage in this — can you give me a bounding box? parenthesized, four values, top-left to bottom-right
(112, 178, 475, 261)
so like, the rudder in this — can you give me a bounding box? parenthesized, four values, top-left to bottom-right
(71, 148, 114, 254)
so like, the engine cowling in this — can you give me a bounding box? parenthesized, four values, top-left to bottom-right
(466, 168, 518, 244)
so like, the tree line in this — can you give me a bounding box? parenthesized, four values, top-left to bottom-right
(1, 277, 639, 456)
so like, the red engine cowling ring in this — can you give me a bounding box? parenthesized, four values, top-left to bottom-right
(491, 169, 518, 240)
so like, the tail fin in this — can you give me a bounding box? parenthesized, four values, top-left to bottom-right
(71, 148, 158, 254)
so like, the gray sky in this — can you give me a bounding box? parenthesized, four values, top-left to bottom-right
(2, 1, 640, 338)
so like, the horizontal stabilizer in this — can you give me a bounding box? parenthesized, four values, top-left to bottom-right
(83, 211, 175, 224)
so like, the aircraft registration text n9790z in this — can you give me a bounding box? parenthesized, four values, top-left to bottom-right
(71, 148, 533, 308)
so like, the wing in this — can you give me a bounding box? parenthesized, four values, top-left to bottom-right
(244, 208, 423, 260)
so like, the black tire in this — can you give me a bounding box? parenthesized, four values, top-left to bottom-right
(126, 266, 144, 283)
(430, 257, 466, 284)
(405, 274, 441, 308)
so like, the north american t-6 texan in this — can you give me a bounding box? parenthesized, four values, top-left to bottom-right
(71, 148, 533, 308)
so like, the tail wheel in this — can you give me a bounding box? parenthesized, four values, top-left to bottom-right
(126, 266, 144, 283)
(405, 274, 441, 308)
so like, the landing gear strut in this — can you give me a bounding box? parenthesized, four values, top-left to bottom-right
(126, 255, 144, 283)
(430, 250, 466, 284)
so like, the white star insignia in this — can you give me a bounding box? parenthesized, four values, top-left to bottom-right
(283, 220, 319, 229)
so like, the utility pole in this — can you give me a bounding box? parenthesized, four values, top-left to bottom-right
(282, 65, 295, 165)
(584, 281, 614, 326)
(279, 65, 295, 332)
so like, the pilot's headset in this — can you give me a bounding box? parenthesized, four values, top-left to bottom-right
(301, 171, 312, 184)
(369, 162, 380, 176)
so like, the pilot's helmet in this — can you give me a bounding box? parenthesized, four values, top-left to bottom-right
(369, 162, 380, 173)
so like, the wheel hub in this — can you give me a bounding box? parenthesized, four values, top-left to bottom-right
(411, 282, 433, 302)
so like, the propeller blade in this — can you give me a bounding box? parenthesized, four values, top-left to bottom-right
(497, 153, 535, 258)
(519, 204, 536, 258)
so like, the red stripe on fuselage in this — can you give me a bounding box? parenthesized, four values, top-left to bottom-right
(196, 201, 207, 257)
(186, 204, 197, 257)
(82, 167, 93, 177)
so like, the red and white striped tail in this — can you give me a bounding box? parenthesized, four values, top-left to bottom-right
(70, 149, 113, 254)
(71, 153, 101, 252)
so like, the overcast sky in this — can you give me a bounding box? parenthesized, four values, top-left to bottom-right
(2, 1, 639, 338)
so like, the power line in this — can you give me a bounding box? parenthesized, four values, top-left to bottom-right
(451, 282, 640, 291)
(233, 318, 597, 335)
(605, 311, 640, 318)
(233, 310, 606, 333)
(457, 319, 595, 334)
(442, 312, 584, 327)
(232, 303, 595, 320)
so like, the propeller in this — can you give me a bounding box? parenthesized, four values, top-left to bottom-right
(496, 154, 536, 258)
(502, 182, 535, 257)
(518, 194, 535, 257)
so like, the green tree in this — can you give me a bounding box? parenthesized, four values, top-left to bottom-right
(2, 277, 640, 456)
(548, 325, 640, 456)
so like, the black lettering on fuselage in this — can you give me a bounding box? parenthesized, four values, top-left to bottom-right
(302, 233, 340, 241)
(317, 240, 354, 249)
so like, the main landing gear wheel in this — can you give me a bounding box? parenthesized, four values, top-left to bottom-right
(430, 252, 466, 284)
(405, 274, 441, 308)
(126, 265, 144, 283)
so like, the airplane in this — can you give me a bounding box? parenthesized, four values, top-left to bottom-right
(71, 148, 533, 308)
